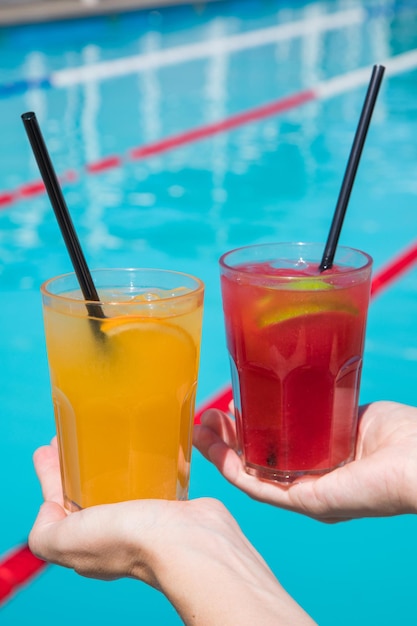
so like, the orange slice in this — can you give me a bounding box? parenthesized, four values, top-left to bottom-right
(101, 315, 158, 336)
(100, 316, 196, 365)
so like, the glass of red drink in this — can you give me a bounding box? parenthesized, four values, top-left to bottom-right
(219, 242, 373, 483)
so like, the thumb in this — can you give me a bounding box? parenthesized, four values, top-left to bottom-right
(29, 501, 68, 562)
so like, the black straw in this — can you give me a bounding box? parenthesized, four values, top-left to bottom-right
(319, 64, 385, 272)
(21, 111, 105, 321)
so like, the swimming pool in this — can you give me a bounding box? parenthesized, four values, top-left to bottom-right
(1, 0, 417, 623)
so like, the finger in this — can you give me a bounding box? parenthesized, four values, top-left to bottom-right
(201, 438, 345, 520)
(206, 440, 291, 503)
(193, 412, 238, 466)
(200, 409, 238, 449)
(193, 424, 220, 460)
(193, 413, 305, 510)
(29, 501, 68, 562)
(194, 410, 311, 510)
(193, 424, 284, 502)
(33, 444, 64, 505)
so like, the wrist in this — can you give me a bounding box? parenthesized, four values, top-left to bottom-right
(400, 463, 417, 515)
(135, 498, 316, 625)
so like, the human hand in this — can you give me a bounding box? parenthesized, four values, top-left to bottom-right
(193, 401, 417, 522)
(29, 438, 315, 625)
(28, 437, 172, 586)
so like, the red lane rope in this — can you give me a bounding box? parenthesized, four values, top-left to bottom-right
(194, 387, 234, 426)
(1, 242, 417, 605)
(0, 545, 46, 604)
(371, 241, 417, 297)
(0, 170, 78, 210)
(0, 89, 315, 212)
(86, 156, 123, 173)
(130, 90, 315, 160)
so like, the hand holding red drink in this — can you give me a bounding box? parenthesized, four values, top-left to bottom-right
(194, 401, 417, 521)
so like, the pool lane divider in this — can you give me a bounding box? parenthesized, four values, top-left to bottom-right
(194, 386, 234, 426)
(0, 545, 46, 605)
(129, 90, 316, 160)
(0, 2, 415, 98)
(2, 48, 417, 212)
(0, 249, 416, 606)
(0, 7, 374, 98)
(370, 241, 417, 297)
(0, 88, 315, 209)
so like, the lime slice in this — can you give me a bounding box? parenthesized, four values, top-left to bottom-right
(256, 276, 358, 327)
(259, 301, 358, 327)
(285, 278, 333, 291)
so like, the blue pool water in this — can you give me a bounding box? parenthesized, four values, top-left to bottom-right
(1, 1, 417, 623)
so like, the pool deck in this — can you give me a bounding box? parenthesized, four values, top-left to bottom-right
(0, 0, 217, 25)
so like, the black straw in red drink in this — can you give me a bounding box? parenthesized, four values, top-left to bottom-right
(319, 64, 385, 272)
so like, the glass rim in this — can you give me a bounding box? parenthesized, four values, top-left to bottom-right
(219, 242, 373, 277)
(41, 267, 205, 305)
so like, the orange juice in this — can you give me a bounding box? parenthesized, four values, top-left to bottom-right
(41, 269, 204, 510)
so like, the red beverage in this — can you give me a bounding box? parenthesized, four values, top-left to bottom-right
(220, 243, 372, 482)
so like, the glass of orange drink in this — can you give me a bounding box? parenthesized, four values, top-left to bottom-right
(41, 268, 204, 510)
